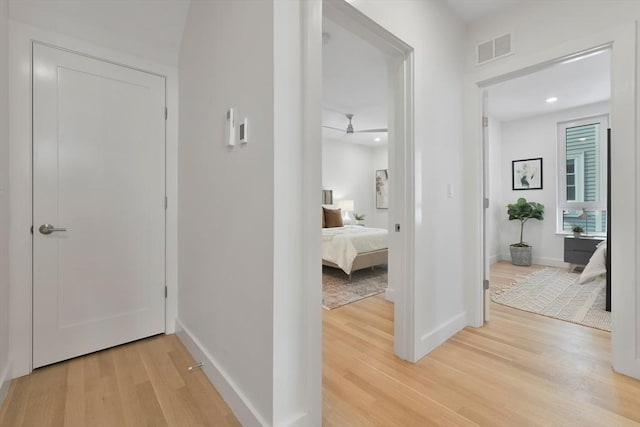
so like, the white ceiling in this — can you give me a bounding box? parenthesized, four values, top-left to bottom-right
(322, 18, 389, 147)
(487, 50, 611, 122)
(444, 0, 523, 22)
(9, 0, 190, 65)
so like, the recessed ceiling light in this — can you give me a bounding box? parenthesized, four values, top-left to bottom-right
(579, 137, 586, 141)
(374, 137, 381, 142)
(546, 97, 558, 103)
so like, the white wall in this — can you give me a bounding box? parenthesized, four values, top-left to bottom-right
(179, 2, 320, 425)
(462, 0, 640, 379)
(0, 0, 10, 407)
(465, 1, 640, 72)
(322, 139, 388, 228)
(178, 0, 274, 423)
(8, 0, 188, 66)
(5, 5, 183, 378)
(7, 21, 180, 378)
(346, 0, 467, 360)
(496, 102, 609, 266)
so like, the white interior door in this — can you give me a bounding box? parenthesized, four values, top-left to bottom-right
(32, 43, 166, 368)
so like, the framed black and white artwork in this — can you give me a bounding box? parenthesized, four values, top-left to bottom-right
(512, 157, 543, 190)
(376, 169, 389, 209)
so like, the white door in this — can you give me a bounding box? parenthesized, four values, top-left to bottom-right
(32, 43, 166, 368)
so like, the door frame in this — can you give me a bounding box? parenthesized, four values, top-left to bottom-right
(469, 23, 640, 378)
(475, 45, 611, 322)
(318, 0, 416, 360)
(8, 22, 179, 377)
(31, 41, 167, 368)
(481, 90, 491, 322)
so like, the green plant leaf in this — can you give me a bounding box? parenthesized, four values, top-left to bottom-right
(506, 197, 544, 244)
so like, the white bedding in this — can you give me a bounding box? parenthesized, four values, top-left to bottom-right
(579, 241, 607, 284)
(322, 225, 388, 274)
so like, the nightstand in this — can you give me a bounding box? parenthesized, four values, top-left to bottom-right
(564, 236, 605, 267)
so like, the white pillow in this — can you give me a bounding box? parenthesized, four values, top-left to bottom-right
(579, 243, 607, 284)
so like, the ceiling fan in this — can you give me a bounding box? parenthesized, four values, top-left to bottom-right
(322, 113, 387, 134)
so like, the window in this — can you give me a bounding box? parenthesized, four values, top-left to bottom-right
(557, 115, 608, 234)
(565, 153, 584, 202)
(566, 159, 576, 200)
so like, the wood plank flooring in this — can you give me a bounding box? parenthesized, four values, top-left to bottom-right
(2, 261, 640, 426)
(323, 262, 640, 426)
(488, 260, 547, 291)
(0, 334, 240, 427)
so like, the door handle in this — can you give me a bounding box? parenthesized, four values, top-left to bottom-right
(39, 224, 67, 235)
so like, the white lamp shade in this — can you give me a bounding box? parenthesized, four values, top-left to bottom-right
(338, 199, 354, 212)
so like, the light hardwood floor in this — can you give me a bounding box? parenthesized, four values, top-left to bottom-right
(0, 334, 240, 427)
(323, 262, 640, 426)
(2, 262, 640, 426)
(489, 260, 547, 291)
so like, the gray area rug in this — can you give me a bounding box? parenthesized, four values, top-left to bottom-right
(492, 268, 611, 331)
(322, 265, 388, 310)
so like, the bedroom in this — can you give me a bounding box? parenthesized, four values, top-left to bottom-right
(484, 47, 611, 332)
(320, 16, 391, 310)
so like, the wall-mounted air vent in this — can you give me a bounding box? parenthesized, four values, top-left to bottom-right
(476, 33, 514, 65)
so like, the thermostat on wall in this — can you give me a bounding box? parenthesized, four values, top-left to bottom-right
(240, 118, 249, 143)
(226, 108, 235, 147)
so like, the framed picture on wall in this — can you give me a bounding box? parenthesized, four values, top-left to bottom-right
(512, 157, 543, 190)
(376, 169, 389, 209)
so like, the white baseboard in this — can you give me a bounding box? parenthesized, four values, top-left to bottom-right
(278, 411, 310, 427)
(0, 361, 12, 409)
(175, 319, 268, 427)
(384, 287, 395, 302)
(414, 312, 466, 362)
(532, 256, 569, 269)
(499, 253, 568, 269)
(489, 254, 500, 265)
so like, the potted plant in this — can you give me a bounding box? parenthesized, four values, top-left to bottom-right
(354, 213, 366, 226)
(571, 224, 584, 239)
(507, 197, 544, 266)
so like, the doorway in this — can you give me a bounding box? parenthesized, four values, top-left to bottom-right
(32, 43, 167, 368)
(320, 16, 391, 308)
(321, 0, 414, 361)
(480, 47, 612, 333)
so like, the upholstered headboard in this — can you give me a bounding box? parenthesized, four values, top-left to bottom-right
(322, 190, 333, 205)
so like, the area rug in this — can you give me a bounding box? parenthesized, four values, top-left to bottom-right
(492, 268, 611, 331)
(322, 265, 388, 310)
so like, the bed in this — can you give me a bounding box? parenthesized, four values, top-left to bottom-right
(322, 225, 388, 279)
(579, 240, 610, 312)
(579, 241, 607, 284)
(320, 190, 388, 278)
(578, 130, 612, 311)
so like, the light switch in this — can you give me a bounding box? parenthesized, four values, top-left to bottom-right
(447, 183, 454, 199)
